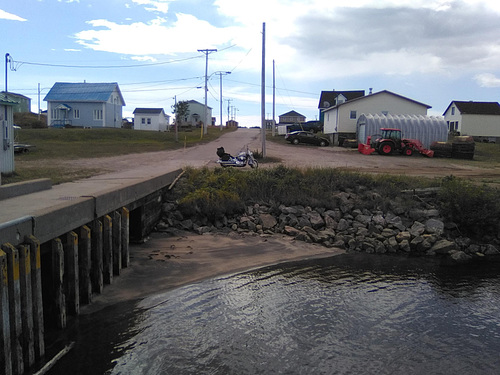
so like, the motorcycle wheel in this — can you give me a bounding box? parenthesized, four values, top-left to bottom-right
(250, 160, 259, 169)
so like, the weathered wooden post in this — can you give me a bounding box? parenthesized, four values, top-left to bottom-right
(64, 232, 79, 316)
(24, 235, 44, 360)
(103, 215, 113, 285)
(78, 226, 92, 305)
(121, 207, 130, 268)
(18, 244, 35, 369)
(0, 249, 12, 375)
(112, 210, 122, 275)
(91, 220, 103, 294)
(1, 243, 23, 375)
(51, 238, 66, 329)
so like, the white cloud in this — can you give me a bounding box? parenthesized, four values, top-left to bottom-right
(0, 9, 27, 21)
(131, 0, 173, 14)
(474, 73, 500, 87)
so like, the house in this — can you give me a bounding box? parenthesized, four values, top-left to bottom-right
(323, 90, 431, 145)
(44, 82, 125, 128)
(318, 90, 365, 123)
(443, 101, 500, 142)
(0, 91, 31, 113)
(181, 100, 213, 127)
(0, 93, 17, 177)
(278, 110, 306, 125)
(133, 108, 170, 131)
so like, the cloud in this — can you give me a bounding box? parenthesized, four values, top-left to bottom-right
(131, 0, 173, 14)
(74, 14, 237, 55)
(474, 73, 500, 87)
(0, 9, 27, 21)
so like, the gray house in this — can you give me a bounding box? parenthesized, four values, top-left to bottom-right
(44, 82, 125, 128)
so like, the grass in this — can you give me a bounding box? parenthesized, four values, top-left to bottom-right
(2, 126, 236, 184)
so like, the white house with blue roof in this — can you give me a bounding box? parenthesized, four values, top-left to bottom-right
(44, 82, 125, 128)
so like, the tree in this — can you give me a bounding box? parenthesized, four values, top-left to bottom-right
(172, 100, 190, 127)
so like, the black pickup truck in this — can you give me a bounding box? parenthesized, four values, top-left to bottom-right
(287, 121, 323, 133)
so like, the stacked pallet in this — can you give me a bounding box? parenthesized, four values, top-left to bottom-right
(430, 136, 475, 159)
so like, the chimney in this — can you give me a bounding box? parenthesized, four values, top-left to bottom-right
(369, 88, 373, 95)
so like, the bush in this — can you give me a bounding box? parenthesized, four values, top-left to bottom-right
(438, 176, 500, 237)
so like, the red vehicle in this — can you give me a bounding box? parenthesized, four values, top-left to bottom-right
(358, 128, 434, 157)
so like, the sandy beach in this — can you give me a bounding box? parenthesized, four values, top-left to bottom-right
(81, 229, 344, 314)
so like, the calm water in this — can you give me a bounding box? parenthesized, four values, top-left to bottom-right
(48, 254, 500, 375)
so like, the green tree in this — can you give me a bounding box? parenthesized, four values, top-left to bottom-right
(172, 100, 190, 127)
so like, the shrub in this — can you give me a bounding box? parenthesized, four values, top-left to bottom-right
(437, 176, 500, 237)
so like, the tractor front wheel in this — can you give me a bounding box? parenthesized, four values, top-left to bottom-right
(403, 147, 413, 156)
(378, 142, 393, 155)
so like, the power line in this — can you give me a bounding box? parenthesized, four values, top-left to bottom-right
(11, 55, 203, 69)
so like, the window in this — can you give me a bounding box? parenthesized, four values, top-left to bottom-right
(141, 118, 146, 124)
(451, 107, 455, 115)
(147, 118, 151, 125)
(51, 109, 59, 119)
(350, 110, 357, 119)
(93, 109, 103, 120)
(74, 109, 80, 119)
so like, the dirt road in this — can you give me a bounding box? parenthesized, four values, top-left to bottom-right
(53, 127, 500, 183)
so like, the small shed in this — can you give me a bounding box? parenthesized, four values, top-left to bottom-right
(357, 114, 448, 149)
(0, 94, 18, 179)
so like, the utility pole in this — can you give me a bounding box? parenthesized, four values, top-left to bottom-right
(173, 95, 178, 142)
(5, 53, 11, 92)
(198, 48, 217, 135)
(272, 59, 276, 137)
(261, 23, 266, 157)
(227, 99, 232, 124)
(216, 71, 231, 131)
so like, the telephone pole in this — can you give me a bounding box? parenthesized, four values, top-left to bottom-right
(198, 48, 217, 135)
(261, 23, 266, 157)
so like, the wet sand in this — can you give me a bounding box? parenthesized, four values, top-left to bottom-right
(80, 229, 344, 314)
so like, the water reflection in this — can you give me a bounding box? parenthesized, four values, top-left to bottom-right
(48, 254, 500, 374)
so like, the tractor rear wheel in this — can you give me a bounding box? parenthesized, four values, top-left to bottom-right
(377, 142, 393, 155)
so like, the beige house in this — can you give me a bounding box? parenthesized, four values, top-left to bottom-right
(443, 101, 500, 142)
(323, 90, 431, 145)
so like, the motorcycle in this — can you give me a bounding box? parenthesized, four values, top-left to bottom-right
(216, 146, 259, 168)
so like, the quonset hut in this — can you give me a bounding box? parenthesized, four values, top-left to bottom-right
(357, 114, 448, 149)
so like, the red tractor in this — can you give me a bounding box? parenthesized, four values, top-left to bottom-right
(358, 128, 434, 157)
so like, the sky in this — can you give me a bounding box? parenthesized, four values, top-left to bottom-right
(1, 0, 500, 127)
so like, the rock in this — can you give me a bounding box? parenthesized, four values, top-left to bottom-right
(324, 215, 337, 229)
(298, 216, 312, 228)
(307, 211, 325, 229)
(409, 222, 426, 237)
(449, 250, 472, 264)
(180, 219, 193, 230)
(284, 225, 300, 236)
(337, 218, 350, 232)
(396, 231, 411, 243)
(381, 228, 396, 238)
(372, 214, 386, 226)
(483, 244, 500, 255)
(425, 218, 445, 235)
(260, 213, 277, 230)
(431, 239, 456, 254)
(399, 239, 411, 252)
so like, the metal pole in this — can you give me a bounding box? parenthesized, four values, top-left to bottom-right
(261, 23, 266, 157)
(217, 71, 231, 131)
(5, 53, 10, 93)
(272, 59, 276, 137)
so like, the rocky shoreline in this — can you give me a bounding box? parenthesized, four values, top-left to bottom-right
(157, 188, 500, 265)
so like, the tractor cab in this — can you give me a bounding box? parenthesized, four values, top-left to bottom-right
(380, 128, 402, 142)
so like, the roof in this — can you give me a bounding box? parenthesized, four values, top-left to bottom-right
(44, 82, 125, 105)
(445, 101, 500, 116)
(318, 90, 365, 109)
(0, 91, 30, 100)
(322, 90, 431, 113)
(133, 108, 165, 114)
(186, 100, 212, 109)
(280, 110, 305, 117)
(0, 93, 18, 106)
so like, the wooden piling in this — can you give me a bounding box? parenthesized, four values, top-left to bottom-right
(51, 238, 66, 330)
(64, 232, 79, 316)
(112, 211, 122, 276)
(78, 226, 92, 305)
(24, 235, 44, 360)
(0, 249, 12, 375)
(121, 207, 130, 268)
(18, 244, 35, 369)
(90, 220, 103, 294)
(103, 215, 113, 285)
(1, 243, 24, 375)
